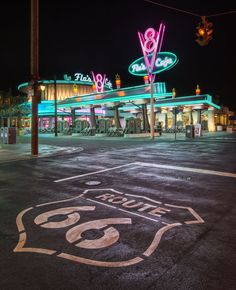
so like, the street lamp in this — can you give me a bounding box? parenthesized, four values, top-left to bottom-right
(39, 84, 45, 92)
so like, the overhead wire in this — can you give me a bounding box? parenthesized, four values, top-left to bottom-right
(144, 0, 236, 18)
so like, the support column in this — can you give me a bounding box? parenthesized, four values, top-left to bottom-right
(40, 118, 43, 129)
(17, 110, 22, 129)
(90, 106, 97, 128)
(114, 105, 122, 128)
(71, 108, 76, 130)
(159, 110, 168, 131)
(142, 103, 150, 132)
(208, 107, 215, 132)
(189, 109, 193, 125)
(196, 110, 201, 124)
(172, 110, 176, 129)
(49, 117, 53, 129)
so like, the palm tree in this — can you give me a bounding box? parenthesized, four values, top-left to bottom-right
(0, 90, 28, 127)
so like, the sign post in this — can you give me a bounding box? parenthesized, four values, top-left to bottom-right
(174, 107, 177, 140)
(138, 24, 165, 140)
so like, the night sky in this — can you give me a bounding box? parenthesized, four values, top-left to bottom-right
(1, 0, 236, 110)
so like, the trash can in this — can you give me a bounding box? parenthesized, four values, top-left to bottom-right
(216, 125, 223, 131)
(194, 123, 202, 137)
(186, 125, 194, 138)
(0, 127, 9, 144)
(0, 127, 5, 143)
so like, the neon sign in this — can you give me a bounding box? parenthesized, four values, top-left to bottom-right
(128, 52, 178, 76)
(138, 24, 165, 82)
(91, 72, 106, 93)
(74, 73, 92, 82)
(63, 73, 113, 89)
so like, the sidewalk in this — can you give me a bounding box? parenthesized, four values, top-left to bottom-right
(0, 131, 235, 163)
(0, 142, 83, 163)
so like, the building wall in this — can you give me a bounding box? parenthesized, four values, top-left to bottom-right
(43, 84, 93, 101)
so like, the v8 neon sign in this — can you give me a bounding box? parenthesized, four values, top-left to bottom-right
(91, 72, 106, 93)
(138, 23, 165, 82)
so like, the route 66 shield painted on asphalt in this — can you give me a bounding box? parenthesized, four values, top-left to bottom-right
(14, 188, 204, 267)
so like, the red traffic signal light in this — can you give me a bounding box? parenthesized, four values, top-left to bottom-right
(196, 16, 213, 46)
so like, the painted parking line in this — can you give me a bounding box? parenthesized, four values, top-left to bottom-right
(54, 161, 236, 183)
(54, 162, 138, 183)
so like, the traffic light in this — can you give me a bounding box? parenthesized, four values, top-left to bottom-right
(196, 16, 213, 46)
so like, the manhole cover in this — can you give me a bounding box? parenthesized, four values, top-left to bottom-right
(85, 180, 102, 186)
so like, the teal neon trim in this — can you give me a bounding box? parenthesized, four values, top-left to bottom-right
(154, 100, 220, 109)
(18, 82, 29, 90)
(59, 82, 169, 104)
(58, 92, 173, 108)
(18, 80, 112, 91)
(18, 81, 167, 97)
(118, 95, 220, 110)
(120, 100, 220, 111)
(206, 101, 221, 110)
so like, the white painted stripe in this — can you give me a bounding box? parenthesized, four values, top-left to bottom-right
(54, 163, 137, 183)
(136, 162, 236, 178)
(125, 193, 162, 205)
(54, 160, 236, 184)
(86, 198, 117, 209)
(83, 188, 124, 195)
(118, 208, 159, 223)
(86, 197, 159, 223)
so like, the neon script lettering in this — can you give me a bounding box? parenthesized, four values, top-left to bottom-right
(73, 73, 112, 89)
(74, 73, 92, 82)
(131, 57, 173, 73)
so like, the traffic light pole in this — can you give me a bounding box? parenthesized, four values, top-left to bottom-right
(174, 107, 177, 140)
(31, 0, 39, 156)
(31, 81, 39, 155)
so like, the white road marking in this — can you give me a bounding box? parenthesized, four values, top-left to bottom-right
(125, 193, 162, 205)
(54, 161, 236, 184)
(86, 198, 116, 209)
(136, 162, 236, 179)
(54, 163, 137, 183)
(83, 188, 125, 195)
(85, 196, 160, 223)
(118, 208, 159, 223)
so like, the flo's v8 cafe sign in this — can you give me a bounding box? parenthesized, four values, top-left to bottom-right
(128, 52, 178, 76)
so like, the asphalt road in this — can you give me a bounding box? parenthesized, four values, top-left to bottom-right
(0, 135, 236, 290)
